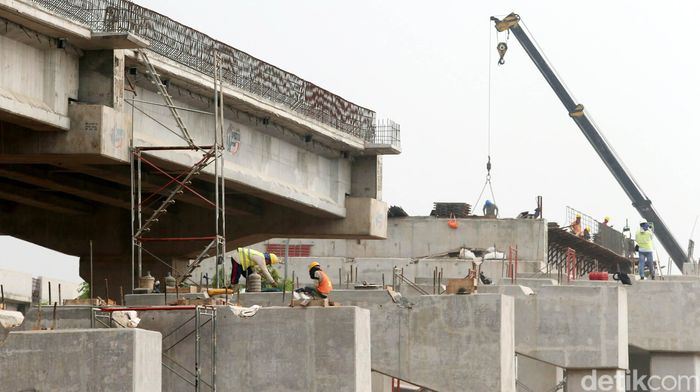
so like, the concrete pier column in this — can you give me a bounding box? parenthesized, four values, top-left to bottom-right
(351, 156, 382, 199)
(649, 353, 700, 392)
(566, 369, 625, 392)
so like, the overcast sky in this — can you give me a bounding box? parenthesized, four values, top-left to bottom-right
(3, 0, 698, 279)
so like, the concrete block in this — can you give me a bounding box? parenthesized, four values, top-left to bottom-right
(138, 305, 371, 392)
(0, 328, 161, 391)
(529, 285, 628, 369)
(337, 292, 516, 392)
(19, 305, 94, 330)
(260, 217, 548, 261)
(626, 281, 700, 352)
(481, 284, 628, 369)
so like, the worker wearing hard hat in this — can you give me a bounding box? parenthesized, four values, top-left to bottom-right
(483, 200, 499, 218)
(583, 226, 592, 241)
(602, 216, 611, 226)
(295, 261, 333, 299)
(635, 222, 655, 280)
(230, 247, 279, 286)
(570, 214, 583, 237)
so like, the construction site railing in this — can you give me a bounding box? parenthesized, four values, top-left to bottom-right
(566, 206, 628, 256)
(31, 0, 385, 141)
(371, 119, 401, 148)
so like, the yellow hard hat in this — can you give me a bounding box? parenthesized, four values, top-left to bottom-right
(585, 226, 591, 231)
(308, 261, 320, 271)
(576, 214, 582, 219)
(269, 253, 279, 265)
(604, 216, 611, 221)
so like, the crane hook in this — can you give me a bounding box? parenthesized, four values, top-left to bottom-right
(486, 155, 492, 179)
(497, 42, 508, 65)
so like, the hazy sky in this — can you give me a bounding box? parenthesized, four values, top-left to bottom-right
(3, 0, 699, 279)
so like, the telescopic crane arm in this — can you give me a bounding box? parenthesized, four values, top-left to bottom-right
(491, 13, 688, 269)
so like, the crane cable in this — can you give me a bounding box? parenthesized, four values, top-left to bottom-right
(474, 21, 500, 211)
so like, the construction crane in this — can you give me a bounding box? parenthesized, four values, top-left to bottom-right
(491, 13, 688, 270)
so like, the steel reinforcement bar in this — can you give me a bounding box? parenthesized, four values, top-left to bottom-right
(32, 0, 376, 139)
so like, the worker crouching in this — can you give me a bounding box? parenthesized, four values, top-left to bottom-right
(295, 262, 333, 299)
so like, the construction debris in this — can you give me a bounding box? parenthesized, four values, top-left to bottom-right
(387, 205, 409, 218)
(0, 310, 23, 341)
(430, 202, 471, 218)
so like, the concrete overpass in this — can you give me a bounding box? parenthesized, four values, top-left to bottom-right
(0, 0, 399, 292)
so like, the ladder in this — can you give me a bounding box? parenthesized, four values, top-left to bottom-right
(135, 149, 215, 238)
(138, 50, 196, 148)
(176, 236, 224, 284)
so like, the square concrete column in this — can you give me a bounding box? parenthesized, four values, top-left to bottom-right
(139, 305, 372, 392)
(649, 353, 700, 392)
(566, 369, 626, 392)
(0, 328, 162, 391)
(351, 156, 382, 199)
(367, 293, 516, 392)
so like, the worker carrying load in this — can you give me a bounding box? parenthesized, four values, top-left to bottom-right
(569, 214, 583, 237)
(483, 200, 499, 218)
(230, 247, 279, 286)
(295, 261, 333, 299)
(635, 222, 655, 280)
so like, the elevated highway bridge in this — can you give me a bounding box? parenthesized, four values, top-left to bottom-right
(0, 0, 400, 292)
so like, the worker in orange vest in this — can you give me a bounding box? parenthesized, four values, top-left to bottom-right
(295, 261, 333, 299)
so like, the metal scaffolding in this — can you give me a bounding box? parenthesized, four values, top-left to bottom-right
(129, 49, 227, 290)
(91, 305, 217, 391)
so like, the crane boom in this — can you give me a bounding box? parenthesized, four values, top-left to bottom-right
(491, 13, 688, 269)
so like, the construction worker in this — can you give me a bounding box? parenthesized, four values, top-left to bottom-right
(602, 216, 611, 226)
(295, 261, 333, 299)
(570, 214, 583, 237)
(483, 200, 499, 218)
(635, 222, 655, 280)
(230, 247, 279, 286)
(583, 226, 592, 241)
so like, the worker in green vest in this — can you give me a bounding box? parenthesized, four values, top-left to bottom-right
(635, 222, 655, 280)
(230, 247, 279, 286)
